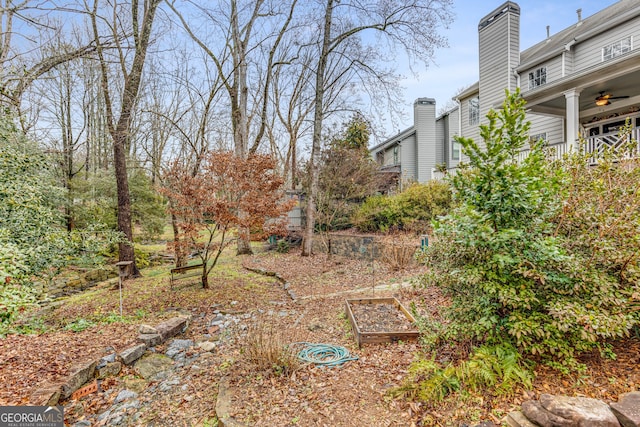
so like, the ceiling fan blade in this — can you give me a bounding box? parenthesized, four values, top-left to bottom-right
(608, 96, 630, 100)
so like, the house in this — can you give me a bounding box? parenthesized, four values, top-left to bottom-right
(371, 0, 640, 182)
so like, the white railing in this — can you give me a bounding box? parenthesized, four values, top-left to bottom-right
(431, 128, 639, 181)
(585, 127, 640, 163)
(516, 127, 640, 163)
(517, 141, 568, 163)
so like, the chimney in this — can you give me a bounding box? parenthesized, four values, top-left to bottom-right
(577, 8, 582, 22)
(546, 25, 550, 39)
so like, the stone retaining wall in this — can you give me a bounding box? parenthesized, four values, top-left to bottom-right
(311, 234, 382, 260)
(311, 233, 425, 263)
(39, 268, 118, 300)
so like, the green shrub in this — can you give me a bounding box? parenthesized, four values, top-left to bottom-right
(420, 89, 639, 368)
(397, 181, 452, 232)
(352, 182, 452, 233)
(352, 194, 400, 232)
(276, 239, 290, 254)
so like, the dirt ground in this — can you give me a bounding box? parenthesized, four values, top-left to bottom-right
(1, 247, 639, 426)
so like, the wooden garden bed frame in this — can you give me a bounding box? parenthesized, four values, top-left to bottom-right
(345, 297, 419, 347)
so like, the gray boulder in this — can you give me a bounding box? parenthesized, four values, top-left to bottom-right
(611, 392, 640, 427)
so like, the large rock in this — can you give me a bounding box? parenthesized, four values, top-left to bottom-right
(522, 400, 571, 426)
(506, 411, 539, 427)
(119, 343, 147, 365)
(138, 333, 162, 347)
(134, 353, 174, 380)
(123, 377, 148, 393)
(61, 360, 97, 399)
(30, 383, 61, 406)
(114, 390, 138, 404)
(611, 392, 640, 427)
(139, 324, 158, 334)
(155, 316, 189, 341)
(522, 394, 620, 427)
(96, 361, 122, 379)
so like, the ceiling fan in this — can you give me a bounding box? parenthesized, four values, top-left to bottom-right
(595, 91, 629, 106)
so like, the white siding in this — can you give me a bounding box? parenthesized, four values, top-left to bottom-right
(435, 116, 445, 164)
(520, 56, 562, 94)
(459, 93, 481, 146)
(400, 134, 416, 182)
(528, 113, 564, 145)
(447, 108, 461, 168)
(573, 20, 640, 71)
(414, 99, 436, 182)
(478, 4, 519, 148)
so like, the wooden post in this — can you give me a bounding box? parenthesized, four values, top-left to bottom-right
(115, 261, 133, 317)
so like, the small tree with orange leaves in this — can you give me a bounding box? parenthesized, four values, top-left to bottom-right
(162, 151, 294, 288)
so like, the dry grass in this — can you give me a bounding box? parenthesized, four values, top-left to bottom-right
(379, 236, 419, 271)
(245, 320, 301, 377)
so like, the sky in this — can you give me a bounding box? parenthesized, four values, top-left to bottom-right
(382, 0, 620, 139)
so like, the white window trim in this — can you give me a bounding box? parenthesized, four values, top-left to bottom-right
(468, 97, 479, 126)
(528, 66, 547, 90)
(451, 140, 461, 160)
(602, 36, 633, 61)
(529, 132, 547, 143)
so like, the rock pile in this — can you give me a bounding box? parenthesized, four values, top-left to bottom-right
(507, 392, 640, 427)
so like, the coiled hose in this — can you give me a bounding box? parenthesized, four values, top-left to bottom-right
(293, 342, 359, 368)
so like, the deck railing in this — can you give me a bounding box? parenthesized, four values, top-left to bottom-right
(584, 127, 640, 163)
(431, 127, 639, 181)
(517, 126, 640, 163)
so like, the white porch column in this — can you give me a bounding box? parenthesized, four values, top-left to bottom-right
(564, 89, 581, 151)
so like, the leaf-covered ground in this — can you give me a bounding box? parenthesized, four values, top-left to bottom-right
(1, 246, 638, 426)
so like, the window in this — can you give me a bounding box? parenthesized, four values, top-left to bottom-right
(393, 145, 399, 165)
(529, 132, 547, 143)
(528, 67, 546, 89)
(452, 140, 460, 160)
(603, 120, 626, 134)
(602, 36, 632, 61)
(468, 97, 479, 125)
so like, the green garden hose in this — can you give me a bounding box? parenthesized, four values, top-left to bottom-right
(293, 342, 359, 368)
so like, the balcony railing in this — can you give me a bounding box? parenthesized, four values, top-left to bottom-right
(431, 127, 640, 181)
(518, 126, 640, 163)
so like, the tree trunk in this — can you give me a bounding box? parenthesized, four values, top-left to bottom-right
(201, 269, 209, 289)
(171, 212, 186, 268)
(91, 0, 162, 279)
(113, 133, 140, 276)
(302, 0, 334, 256)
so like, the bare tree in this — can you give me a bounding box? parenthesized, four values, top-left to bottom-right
(301, 0, 453, 256)
(0, 1, 98, 123)
(90, 0, 163, 278)
(166, 0, 298, 255)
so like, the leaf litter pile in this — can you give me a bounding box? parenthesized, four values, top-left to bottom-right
(0, 246, 639, 426)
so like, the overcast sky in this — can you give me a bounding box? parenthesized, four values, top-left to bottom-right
(381, 0, 620, 138)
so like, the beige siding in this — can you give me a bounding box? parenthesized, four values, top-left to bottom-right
(573, 20, 640, 71)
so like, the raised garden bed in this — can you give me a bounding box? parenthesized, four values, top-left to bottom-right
(345, 297, 419, 347)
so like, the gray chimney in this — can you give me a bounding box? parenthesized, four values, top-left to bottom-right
(577, 8, 582, 22)
(546, 25, 550, 39)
